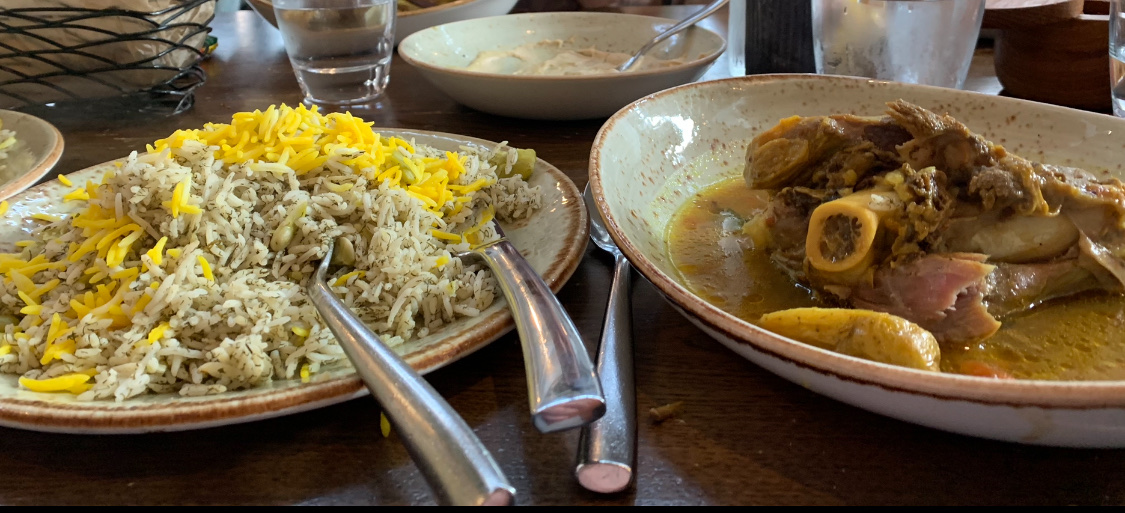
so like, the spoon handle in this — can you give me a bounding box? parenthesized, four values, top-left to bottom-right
(473, 238, 606, 433)
(618, 0, 730, 71)
(308, 276, 515, 506)
(575, 252, 636, 493)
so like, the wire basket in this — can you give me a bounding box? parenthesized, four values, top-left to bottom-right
(0, 0, 216, 114)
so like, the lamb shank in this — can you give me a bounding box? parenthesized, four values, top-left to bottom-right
(745, 101, 1125, 347)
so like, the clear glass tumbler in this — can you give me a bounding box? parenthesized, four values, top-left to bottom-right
(1111, 0, 1125, 116)
(273, 0, 396, 107)
(811, 0, 986, 89)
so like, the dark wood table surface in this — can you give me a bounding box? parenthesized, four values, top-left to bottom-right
(5, 7, 1125, 507)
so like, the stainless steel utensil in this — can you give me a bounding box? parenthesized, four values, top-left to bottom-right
(308, 241, 515, 506)
(616, 0, 730, 72)
(574, 184, 637, 494)
(459, 222, 606, 433)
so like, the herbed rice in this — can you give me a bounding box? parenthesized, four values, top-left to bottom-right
(0, 104, 541, 401)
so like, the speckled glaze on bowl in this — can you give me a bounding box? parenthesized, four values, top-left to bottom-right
(397, 12, 726, 120)
(0, 128, 587, 434)
(246, 0, 519, 45)
(0, 110, 63, 201)
(589, 74, 1125, 447)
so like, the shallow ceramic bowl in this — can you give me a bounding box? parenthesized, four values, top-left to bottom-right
(397, 12, 726, 120)
(246, 0, 518, 44)
(0, 110, 63, 201)
(589, 74, 1125, 448)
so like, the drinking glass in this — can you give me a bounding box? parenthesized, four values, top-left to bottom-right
(273, 0, 396, 106)
(811, 0, 986, 89)
(1111, 0, 1125, 116)
(727, 0, 746, 77)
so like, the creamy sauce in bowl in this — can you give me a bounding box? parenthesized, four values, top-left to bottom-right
(462, 39, 687, 76)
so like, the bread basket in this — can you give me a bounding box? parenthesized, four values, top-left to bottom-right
(0, 0, 216, 113)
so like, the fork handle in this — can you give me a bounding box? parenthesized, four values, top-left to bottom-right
(474, 239, 606, 433)
(575, 253, 636, 493)
(309, 279, 514, 506)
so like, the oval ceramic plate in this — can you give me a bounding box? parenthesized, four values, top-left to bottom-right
(0, 110, 63, 201)
(0, 128, 587, 434)
(590, 74, 1125, 447)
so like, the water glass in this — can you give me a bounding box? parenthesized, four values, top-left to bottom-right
(811, 0, 986, 89)
(273, 0, 396, 106)
(1112, 0, 1125, 116)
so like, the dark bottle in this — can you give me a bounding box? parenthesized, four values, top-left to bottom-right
(745, 0, 816, 74)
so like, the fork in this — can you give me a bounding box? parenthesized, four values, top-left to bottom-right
(308, 240, 514, 506)
(574, 184, 637, 493)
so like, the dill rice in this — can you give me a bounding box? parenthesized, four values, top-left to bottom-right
(0, 104, 541, 401)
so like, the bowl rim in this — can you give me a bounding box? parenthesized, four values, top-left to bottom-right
(589, 73, 1125, 407)
(250, 0, 494, 19)
(397, 0, 494, 18)
(397, 11, 727, 82)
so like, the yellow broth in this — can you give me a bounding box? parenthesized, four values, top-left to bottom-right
(665, 177, 1125, 380)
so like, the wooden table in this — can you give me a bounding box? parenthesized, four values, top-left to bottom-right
(5, 8, 1125, 507)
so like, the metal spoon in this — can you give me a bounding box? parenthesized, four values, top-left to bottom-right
(458, 222, 606, 433)
(616, 0, 730, 72)
(308, 240, 515, 506)
(574, 184, 637, 494)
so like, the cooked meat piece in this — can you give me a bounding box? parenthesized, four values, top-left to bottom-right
(968, 163, 1038, 212)
(745, 113, 911, 190)
(763, 186, 826, 282)
(849, 253, 1001, 343)
(749, 100, 1125, 344)
(886, 99, 998, 181)
(1038, 162, 1125, 212)
(984, 258, 1105, 317)
(883, 164, 953, 259)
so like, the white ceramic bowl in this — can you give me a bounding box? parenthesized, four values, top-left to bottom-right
(245, 0, 518, 44)
(397, 11, 726, 120)
(589, 74, 1125, 448)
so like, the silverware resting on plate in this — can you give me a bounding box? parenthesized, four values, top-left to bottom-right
(308, 240, 514, 506)
(616, 0, 729, 72)
(575, 184, 637, 493)
(459, 222, 606, 433)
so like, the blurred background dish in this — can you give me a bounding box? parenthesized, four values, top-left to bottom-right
(246, 0, 519, 44)
(0, 109, 63, 202)
(397, 11, 725, 120)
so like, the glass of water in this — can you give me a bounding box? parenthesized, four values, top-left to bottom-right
(1112, 0, 1125, 116)
(273, 0, 396, 107)
(811, 0, 986, 89)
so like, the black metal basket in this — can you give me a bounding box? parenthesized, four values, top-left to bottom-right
(0, 0, 216, 114)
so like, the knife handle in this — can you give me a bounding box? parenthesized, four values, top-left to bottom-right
(575, 253, 636, 493)
(473, 239, 606, 433)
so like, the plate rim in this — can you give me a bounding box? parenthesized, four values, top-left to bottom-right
(0, 109, 64, 202)
(0, 127, 587, 434)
